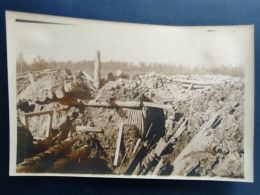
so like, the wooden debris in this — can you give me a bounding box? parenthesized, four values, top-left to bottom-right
(171, 113, 222, 176)
(152, 158, 164, 175)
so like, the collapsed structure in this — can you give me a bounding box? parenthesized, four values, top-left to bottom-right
(16, 51, 244, 178)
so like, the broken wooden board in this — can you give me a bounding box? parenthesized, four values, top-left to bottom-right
(171, 113, 222, 176)
(154, 138, 167, 156)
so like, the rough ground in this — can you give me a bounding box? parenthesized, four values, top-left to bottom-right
(16, 69, 244, 178)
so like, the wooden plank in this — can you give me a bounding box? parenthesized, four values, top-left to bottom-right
(171, 78, 221, 86)
(25, 110, 54, 117)
(114, 122, 124, 166)
(152, 158, 164, 175)
(143, 102, 172, 109)
(116, 147, 129, 174)
(154, 138, 167, 156)
(80, 99, 141, 108)
(75, 126, 103, 132)
(131, 138, 141, 157)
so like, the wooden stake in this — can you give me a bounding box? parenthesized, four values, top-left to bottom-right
(114, 122, 124, 166)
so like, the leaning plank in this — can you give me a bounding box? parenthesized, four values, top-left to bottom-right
(152, 158, 164, 175)
(117, 147, 130, 174)
(114, 122, 124, 167)
(131, 138, 142, 157)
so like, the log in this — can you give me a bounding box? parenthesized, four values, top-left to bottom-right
(16, 136, 78, 173)
(64, 82, 72, 93)
(55, 88, 64, 99)
(47, 90, 54, 100)
(114, 122, 124, 166)
(51, 145, 90, 172)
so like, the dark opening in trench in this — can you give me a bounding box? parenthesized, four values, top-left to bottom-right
(145, 107, 166, 139)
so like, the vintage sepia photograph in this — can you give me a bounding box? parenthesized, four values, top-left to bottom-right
(6, 11, 254, 182)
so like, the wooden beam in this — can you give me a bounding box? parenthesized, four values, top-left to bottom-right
(80, 99, 141, 108)
(143, 102, 172, 109)
(172, 78, 221, 86)
(24, 110, 54, 117)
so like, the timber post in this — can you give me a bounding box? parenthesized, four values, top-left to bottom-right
(94, 50, 101, 88)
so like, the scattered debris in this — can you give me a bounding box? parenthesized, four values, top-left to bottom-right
(16, 54, 244, 179)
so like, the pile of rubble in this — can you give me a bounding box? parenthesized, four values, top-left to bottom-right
(16, 66, 244, 178)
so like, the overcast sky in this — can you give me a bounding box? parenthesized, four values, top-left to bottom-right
(13, 13, 253, 68)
